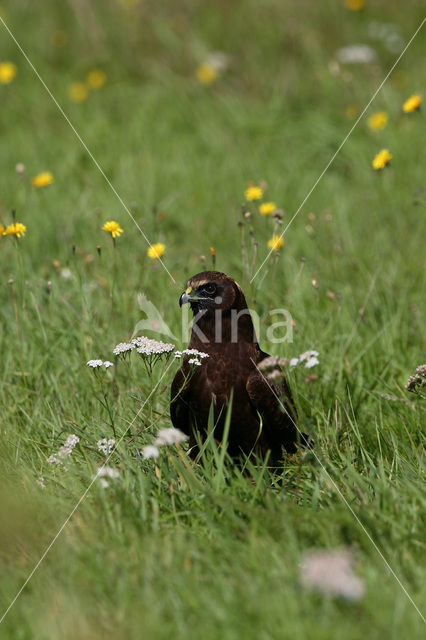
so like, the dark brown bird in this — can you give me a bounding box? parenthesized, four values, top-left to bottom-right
(170, 271, 301, 463)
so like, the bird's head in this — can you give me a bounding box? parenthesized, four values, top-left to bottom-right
(179, 271, 246, 315)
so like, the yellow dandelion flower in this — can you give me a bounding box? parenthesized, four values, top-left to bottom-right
(402, 94, 422, 114)
(102, 221, 123, 239)
(372, 149, 392, 170)
(345, 0, 364, 10)
(69, 82, 88, 103)
(0, 61, 17, 84)
(245, 186, 263, 201)
(267, 235, 284, 251)
(147, 242, 166, 259)
(31, 171, 54, 188)
(390, 71, 408, 88)
(5, 222, 26, 238)
(196, 63, 217, 86)
(368, 111, 388, 131)
(86, 69, 107, 89)
(259, 202, 276, 216)
(346, 104, 358, 119)
(51, 30, 68, 47)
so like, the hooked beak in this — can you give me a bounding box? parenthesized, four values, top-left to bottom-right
(179, 286, 193, 307)
(179, 292, 190, 307)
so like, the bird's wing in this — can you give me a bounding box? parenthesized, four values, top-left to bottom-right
(246, 368, 298, 455)
(170, 366, 191, 434)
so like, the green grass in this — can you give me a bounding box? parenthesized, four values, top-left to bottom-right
(0, 0, 425, 637)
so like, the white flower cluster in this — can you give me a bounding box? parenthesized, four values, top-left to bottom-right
(113, 342, 135, 356)
(95, 465, 120, 488)
(290, 350, 319, 369)
(132, 336, 175, 356)
(406, 364, 426, 392)
(141, 445, 160, 460)
(300, 549, 364, 601)
(87, 359, 114, 369)
(258, 355, 289, 371)
(47, 434, 80, 465)
(174, 348, 209, 367)
(97, 438, 116, 456)
(141, 428, 188, 460)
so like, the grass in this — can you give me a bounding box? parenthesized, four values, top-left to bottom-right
(0, 0, 425, 637)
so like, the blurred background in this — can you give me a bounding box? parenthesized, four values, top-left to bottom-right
(0, 1, 425, 638)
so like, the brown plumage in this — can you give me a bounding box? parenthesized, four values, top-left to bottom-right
(170, 271, 302, 463)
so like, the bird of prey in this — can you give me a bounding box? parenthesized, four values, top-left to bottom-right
(170, 271, 301, 463)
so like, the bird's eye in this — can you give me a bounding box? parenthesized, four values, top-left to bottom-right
(204, 283, 217, 295)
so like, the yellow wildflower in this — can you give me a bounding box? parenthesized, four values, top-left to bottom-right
(259, 202, 276, 216)
(31, 171, 54, 188)
(267, 235, 284, 251)
(210, 246, 216, 256)
(51, 30, 68, 47)
(102, 221, 123, 239)
(346, 104, 358, 119)
(345, 0, 364, 10)
(372, 149, 392, 170)
(86, 69, 107, 89)
(147, 243, 166, 259)
(0, 61, 17, 84)
(0, 224, 5, 236)
(245, 186, 263, 201)
(196, 63, 217, 85)
(390, 71, 408, 88)
(69, 82, 88, 103)
(5, 222, 26, 238)
(368, 111, 388, 131)
(402, 94, 422, 113)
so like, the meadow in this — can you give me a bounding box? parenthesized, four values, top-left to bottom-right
(0, 0, 425, 637)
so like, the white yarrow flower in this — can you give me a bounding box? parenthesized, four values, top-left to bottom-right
(300, 549, 365, 601)
(103, 360, 114, 368)
(132, 336, 175, 356)
(97, 438, 116, 455)
(113, 342, 135, 356)
(141, 445, 160, 459)
(96, 466, 120, 479)
(290, 357, 299, 367)
(183, 349, 209, 358)
(188, 357, 202, 366)
(87, 359, 103, 368)
(47, 434, 80, 466)
(154, 428, 188, 446)
(95, 465, 120, 488)
(305, 356, 320, 369)
(335, 44, 376, 64)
